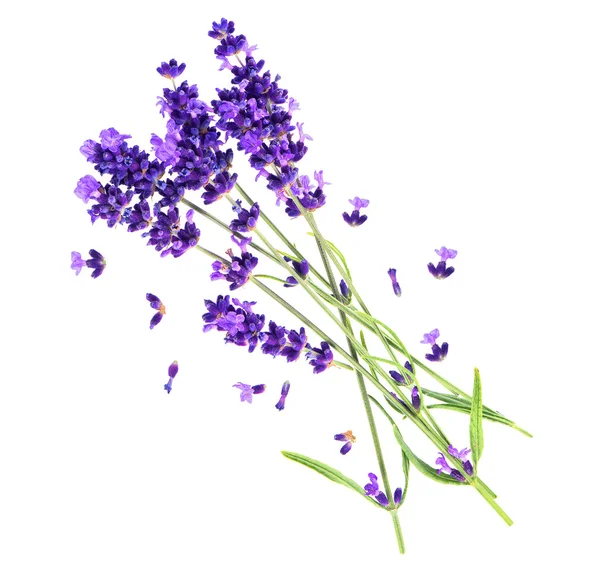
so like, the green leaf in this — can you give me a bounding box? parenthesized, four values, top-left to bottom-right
(281, 451, 385, 508)
(469, 367, 484, 469)
(401, 444, 410, 505)
(306, 233, 352, 281)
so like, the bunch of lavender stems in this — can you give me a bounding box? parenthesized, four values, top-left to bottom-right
(72, 18, 531, 555)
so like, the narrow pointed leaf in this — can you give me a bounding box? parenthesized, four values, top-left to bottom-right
(401, 444, 410, 505)
(281, 451, 385, 508)
(469, 367, 484, 468)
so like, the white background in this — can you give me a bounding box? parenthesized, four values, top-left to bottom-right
(1, 1, 598, 577)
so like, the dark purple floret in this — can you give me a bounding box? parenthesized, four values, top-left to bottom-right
(411, 386, 421, 411)
(281, 327, 308, 362)
(267, 166, 298, 194)
(334, 430, 356, 455)
(87, 184, 134, 228)
(285, 187, 326, 218)
(202, 294, 232, 331)
(387, 268, 402, 297)
(210, 297, 265, 353)
(428, 260, 455, 279)
(202, 172, 238, 205)
(342, 210, 368, 227)
(306, 341, 334, 373)
(363, 473, 389, 506)
(209, 18, 236, 39)
(157, 59, 186, 80)
(394, 488, 403, 506)
(261, 321, 288, 357)
(211, 236, 258, 290)
(126, 199, 152, 232)
(283, 257, 309, 287)
(339, 279, 350, 300)
(71, 249, 106, 279)
(425, 342, 449, 362)
(230, 200, 260, 232)
(389, 361, 414, 385)
(164, 360, 179, 394)
(146, 293, 166, 329)
(275, 380, 291, 410)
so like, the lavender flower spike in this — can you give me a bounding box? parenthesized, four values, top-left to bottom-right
(333, 430, 356, 455)
(342, 196, 369, 227)
(275, 380, 291, 411)
(164, 360, 179, 394)
(388, 268, 401, 297)
(233, 382, 266, 403)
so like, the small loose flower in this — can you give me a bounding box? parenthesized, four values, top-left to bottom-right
(164, 360, 178, 394)
(146, 293, 166, 329)
(411, 386, 421, 411)
(420, 329, 440, 345)
(435, 450, 466, 482)
(275, 380, 291, 410)
(157, 59, 186, 80)
(394, 488, 403, 507)
(233, 382, 266, 403)
(71, 249, 106, 278)
(74, 175, 101, 203)
(305, 341, 334, 373)
(387, 268, 401, 297)
(342, 196, 369, 227)
(448, 445, 474, 476)
(420, 329, 449, 363)
(363, 473, 389, 506)
(334, 430, 356, 455)
(428, 247, 457, 279)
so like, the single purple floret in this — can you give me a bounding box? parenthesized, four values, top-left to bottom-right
(435, 246, 458, 261)
(99, 128, 132, 153)
(387, 268, 401, 297)
(339, 279, 350, 301)
(348, 196, 370, 211)
(411, 386, 421, 411)
(425, 342, 449, 362)
(230, 200, 260, 232)
(363, 473, 389, 506)
(420, 329, 440, 345)
(435, 452, 466, 482)
(281, 327, 308, 362)
(427, 260, 455, 279)
(275, 380, 291, 411)
(394, 488, 403, 506)
(305, 341, 334, 373)
(334, 430, 356, 455)
(233, 382, 266, 403)
(74, 175, 101, 203)
(71, 249, 106, 278)
(342, 196, 369, 227)
(389, 361, 414, 385)
(146, 293, 166, 329)
(164, 360, 179, 394)
(448, 445, 474, 476)
(157, 59, 186, 80)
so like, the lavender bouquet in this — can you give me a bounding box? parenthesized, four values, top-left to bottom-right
(71, 17, 531, 554)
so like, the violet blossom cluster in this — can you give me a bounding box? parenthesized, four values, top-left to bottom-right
(208, 18, 329, 219)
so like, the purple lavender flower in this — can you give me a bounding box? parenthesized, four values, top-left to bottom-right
(342, 197, 369, 227)
(157, 59, 186, 80)
(387, 268, 401, 297)
(428, 247, 457, 279)
(283, 257, 310, 287)
(71, 249, 106, 278)
(261, 321, 288, 357)
(87, 184, 133, 228)
(334, 430, 356, 455)
(99, 128, 132, 153)
(411, 386, 421, 412)
(339, 279, 350, 301)
(164, 360, 179, 394)
(420, 329, 449, 361)
(74, 175, 101, 203)
(435, 452, 466, 482)
(146, 293, 166, 329)
(306, 341, 334, 373)
(394, 488, 403, 507)
(230, 200, 260, 232)
(233, 382, 266, 403)
(448, 445, 474, 476)
(363, 473, 389, 507)
(202, 294, 232, 331)
(275, 380, 291, 410)
(389, 361, 414, 385)
(211, 235, 258, 290)
(281, 327, 308, 362)
(436, 246, 458, 261)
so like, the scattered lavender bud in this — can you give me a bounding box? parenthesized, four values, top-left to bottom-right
(394, 488, 403, 507)
(428, 247, 457, 279)
(233, 382, 266, 403)
(275, 380, 291, 411)
(334, 430, 356, 455)
(146, 293, 166, 329)
(164, 360, 179, 394)
(342, 196, 369, 227)
(71, 249, 106, 279)
(411, 386, 421, 411)
(387, 268, 402, 297)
